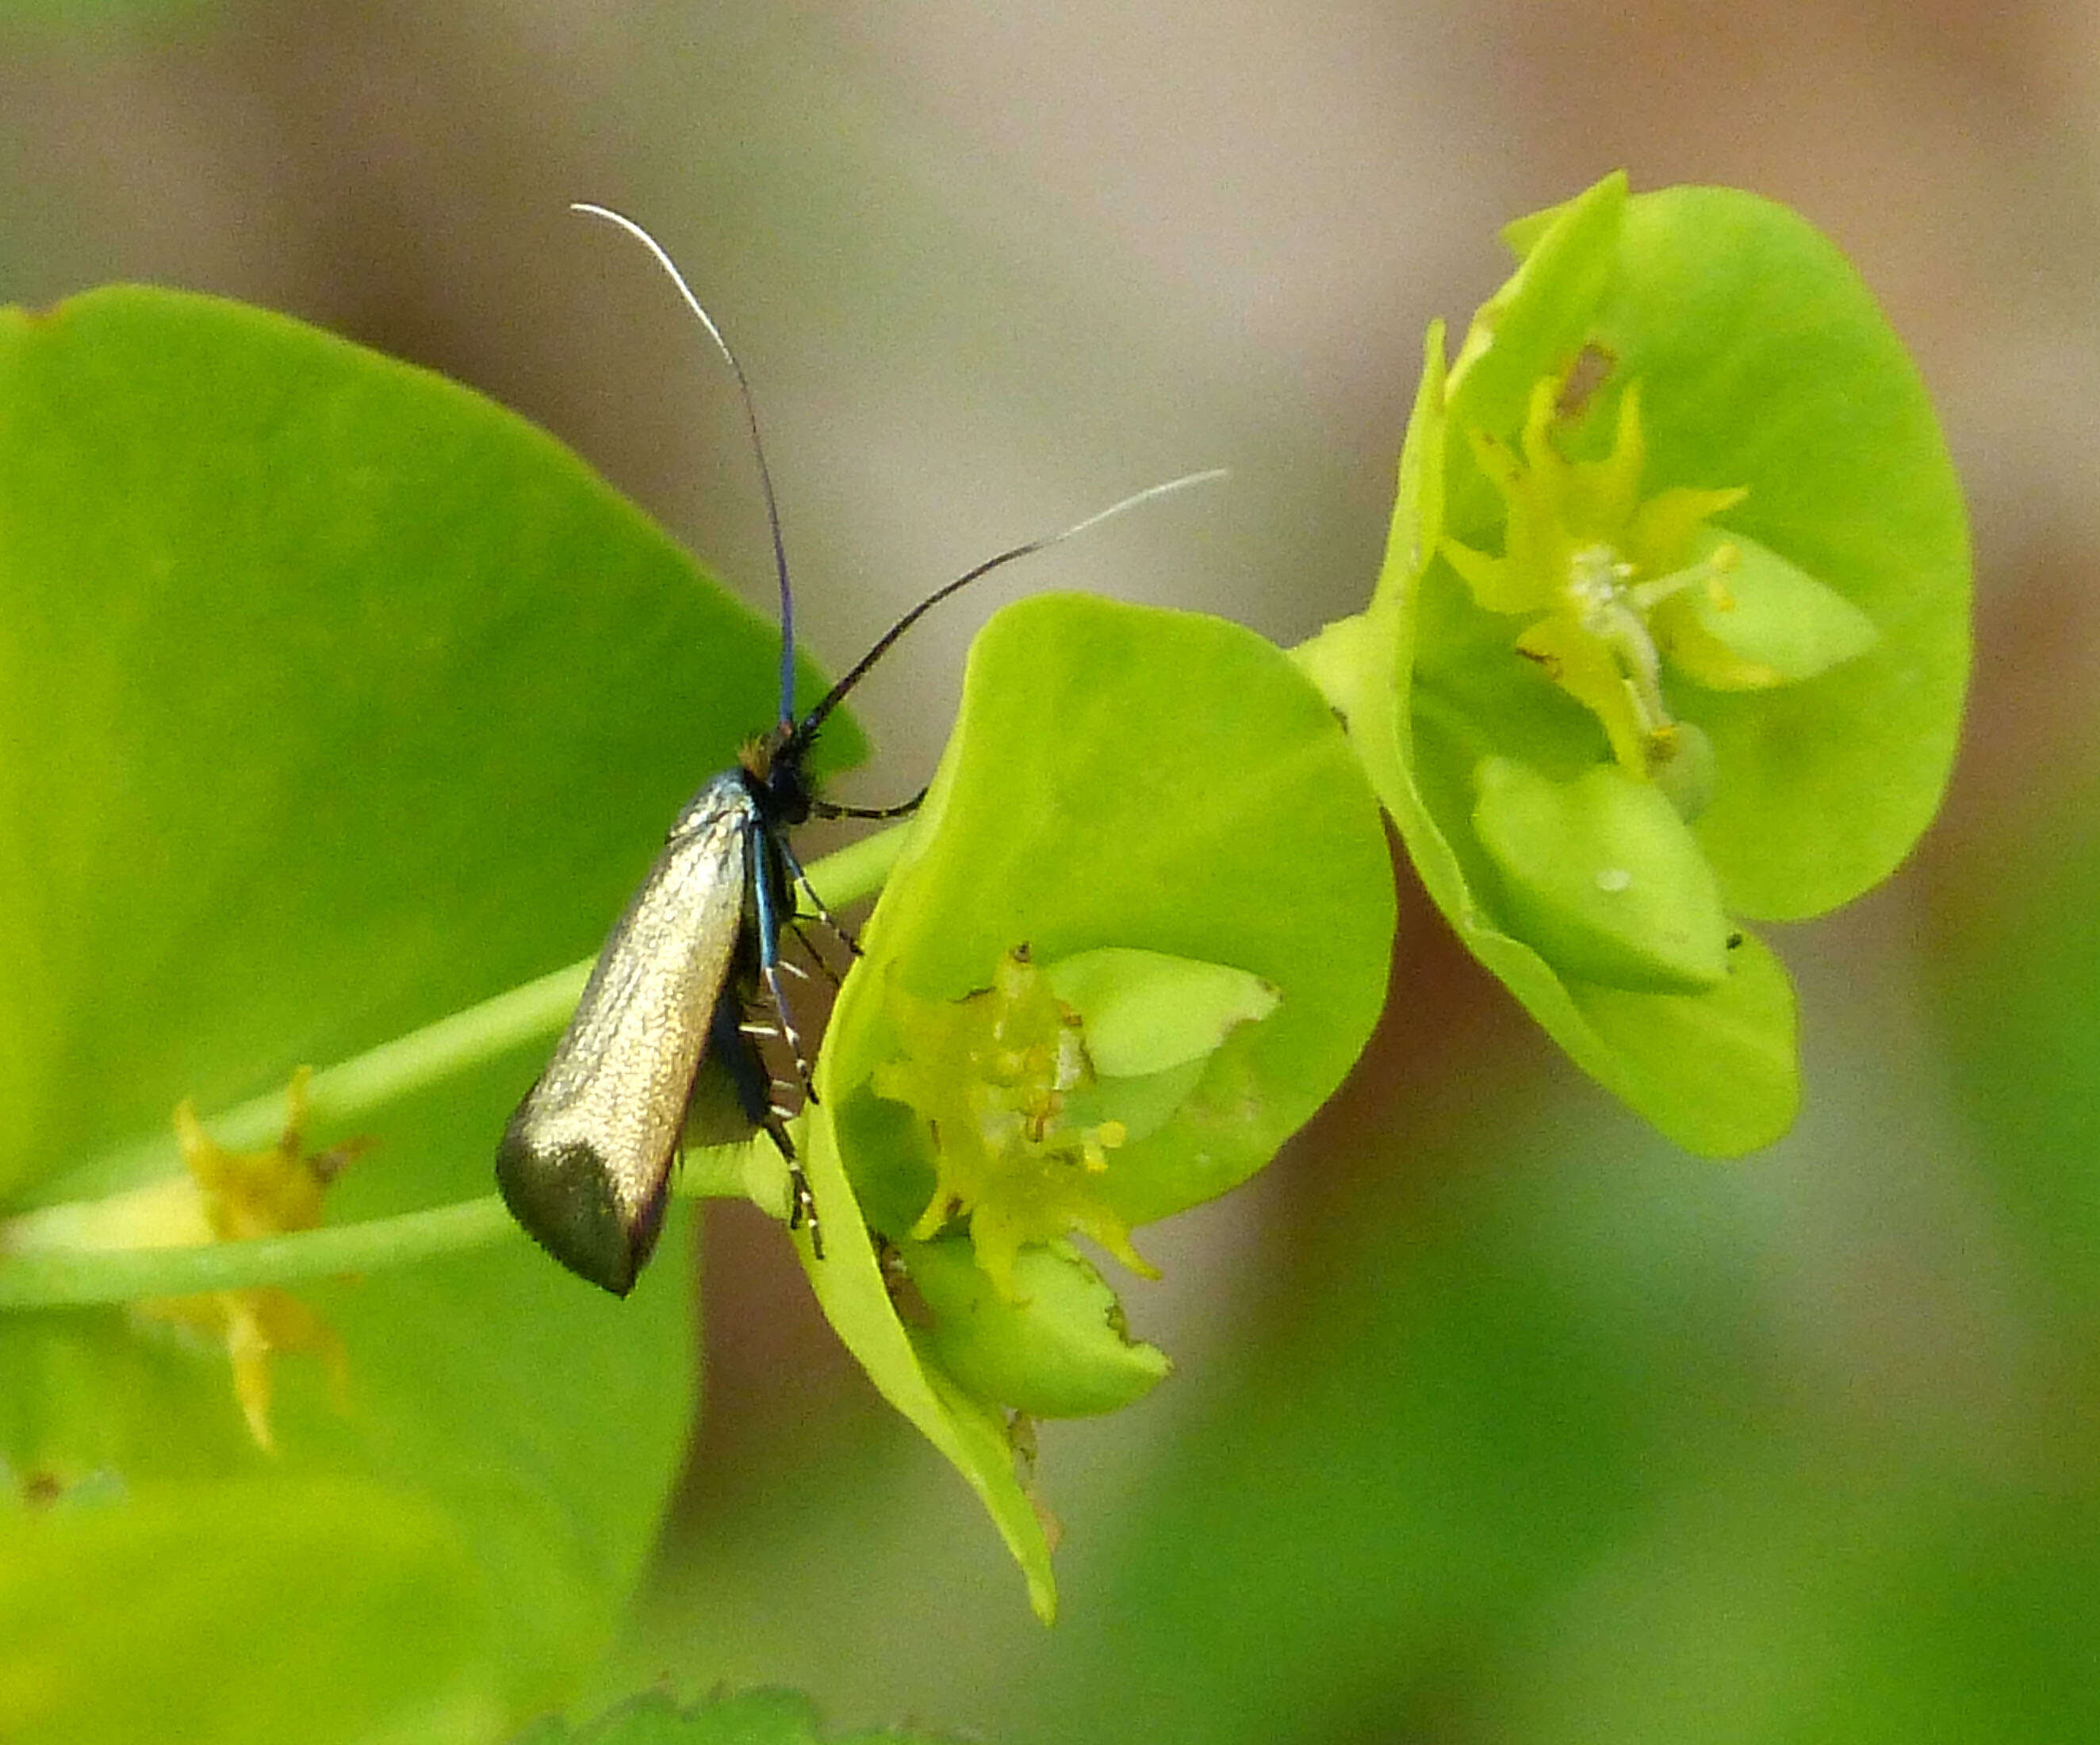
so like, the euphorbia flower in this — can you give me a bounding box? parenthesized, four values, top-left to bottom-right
(1297, 172, 1968, 1156)
(1443, 365, 1878, 819)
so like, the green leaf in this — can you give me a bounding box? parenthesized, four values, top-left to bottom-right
(836, 593, 1393, 1228)
(0, 1477, 497, 1743)
(0, 286, 856, 1208)
(1308, 339, 1795, 1156)
(0, 286, 857, 1733)
(788, 1102, 1057, 1620)
(801, 592, 1396, 1615)
(1580, 186, 1970, 919)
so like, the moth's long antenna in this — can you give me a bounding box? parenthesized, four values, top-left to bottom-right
(571, 202, 800, 727)
(784, 467, 1228, 758)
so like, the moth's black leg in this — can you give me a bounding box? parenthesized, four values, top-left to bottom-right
(745, 823, 826, 1258)
(747, 823, 814, 1088)
(759, 1103, 823, 1260)
(786, 914, 845, 988)
(774, 834, 864, 961)
(714, 1003, 824, 1258)
(786, 787, 929, 962)
(813, 784, 929, 823)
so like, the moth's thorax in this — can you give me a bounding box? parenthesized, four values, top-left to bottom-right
(738, 722, 817, 828)
(668, 769, 759, 842)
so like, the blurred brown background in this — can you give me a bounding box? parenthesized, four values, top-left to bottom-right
(6, 2, 2097, 1737)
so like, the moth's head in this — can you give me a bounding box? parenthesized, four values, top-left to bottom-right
(739, 725, 817, 826)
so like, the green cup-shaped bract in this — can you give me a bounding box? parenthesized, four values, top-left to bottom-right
(1304, 174, 1968, 1154)
(796, 592, 1395, 1618)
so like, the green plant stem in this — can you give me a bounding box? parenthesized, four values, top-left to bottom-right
(0, 1197, 516, 1307)
(0, 826, 910, 1310)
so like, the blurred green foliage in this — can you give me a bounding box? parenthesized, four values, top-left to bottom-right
(515, 1686, 958, 1745)
(625, 1076, 2100, 1744)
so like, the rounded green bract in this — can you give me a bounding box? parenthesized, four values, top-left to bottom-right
(795, 591, 1396, 1617)
(1304, 173, 1969, 1154)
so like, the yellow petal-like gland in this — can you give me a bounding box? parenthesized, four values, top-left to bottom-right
(1441, 536, 1518, 614)
(1450, 366, 1759, 795)
(1626, 485, 1749, 575)
(1585, 379, 1648, 531)
(873, 951, 1151, 1300)
(1656, 528, 1881, 689)
(137, 1070, 358, 1452)
(1516, 616, 1652, 774)
(1458, 431, 1558, 613)
(1652, 596, 1786, 690)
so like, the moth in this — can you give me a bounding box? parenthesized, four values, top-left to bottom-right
(496, 204, 1217, 1295)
